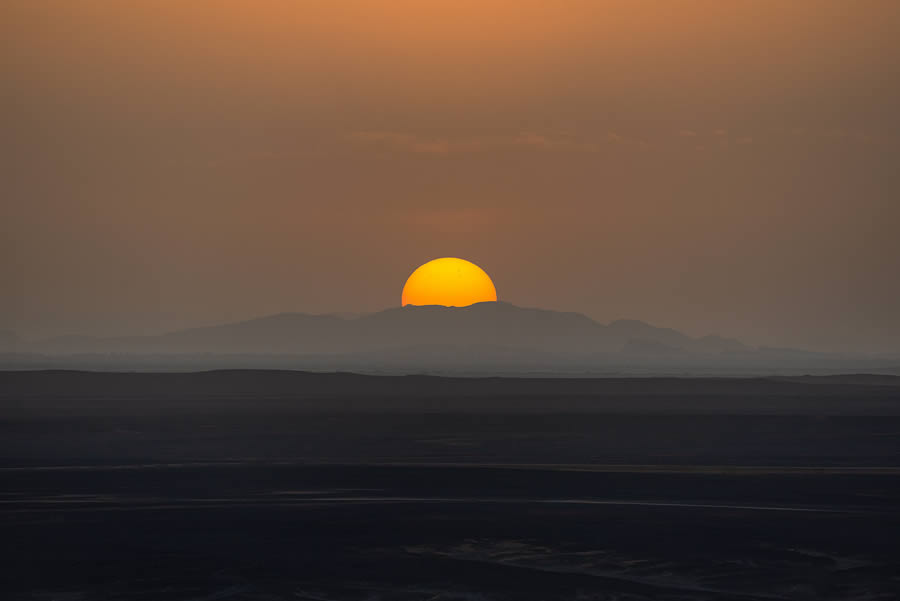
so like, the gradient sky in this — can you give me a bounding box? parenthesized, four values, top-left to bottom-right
(4, 1, 900, 351)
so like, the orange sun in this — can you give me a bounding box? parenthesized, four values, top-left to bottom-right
(401, 258, 498, 307)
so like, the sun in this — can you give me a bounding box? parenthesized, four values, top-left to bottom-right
(401, 258, 498, 307)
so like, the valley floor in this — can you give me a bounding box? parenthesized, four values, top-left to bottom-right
(2, 371, 899, 600)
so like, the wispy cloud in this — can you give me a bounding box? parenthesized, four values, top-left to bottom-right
(346, 127, 877, 157)
(606, 132, 650, 149)
(822, 128, 872, 142)
(345, 131, 602, 155)
(346, 131, 453, 154)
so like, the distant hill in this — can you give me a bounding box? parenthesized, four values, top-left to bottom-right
(29, 302, 747, 357)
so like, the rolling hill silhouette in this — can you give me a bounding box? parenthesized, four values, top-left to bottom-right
(31, 302, 746, 356)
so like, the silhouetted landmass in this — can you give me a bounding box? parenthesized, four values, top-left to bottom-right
(5, 303, 899, 375)
(2, 370, 900, 599)
(28, 302, 747, 354)
(2, 369, 900, 414)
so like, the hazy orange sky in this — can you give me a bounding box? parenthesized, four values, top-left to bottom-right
(4, 1, 900, 351)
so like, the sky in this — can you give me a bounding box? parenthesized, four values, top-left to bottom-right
(4, 1, 900, 352)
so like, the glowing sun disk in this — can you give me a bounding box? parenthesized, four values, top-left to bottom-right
(401, 258, 497, 307)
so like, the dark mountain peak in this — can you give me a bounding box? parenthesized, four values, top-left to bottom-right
(320, 312, 365, 320)
(396, 300, 518, 315)
(608, 318, 681, 335)
(606, 319, 691, 346)
(608, 318, 651, 327)
(28, 303, 751, 359)
(379, 301, 596, 326)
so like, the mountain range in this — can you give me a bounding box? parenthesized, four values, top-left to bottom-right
(4, 303, 898, 375)
(22, 302, 747, 356)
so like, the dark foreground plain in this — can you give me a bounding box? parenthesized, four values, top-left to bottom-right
(2, 371, 900, 600)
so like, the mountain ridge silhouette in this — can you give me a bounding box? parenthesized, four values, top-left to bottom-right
(29, 301, 749, 356)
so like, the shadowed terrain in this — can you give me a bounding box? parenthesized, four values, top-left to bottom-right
(8, 304, 899, 375)
(2, 371, 900, 599)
